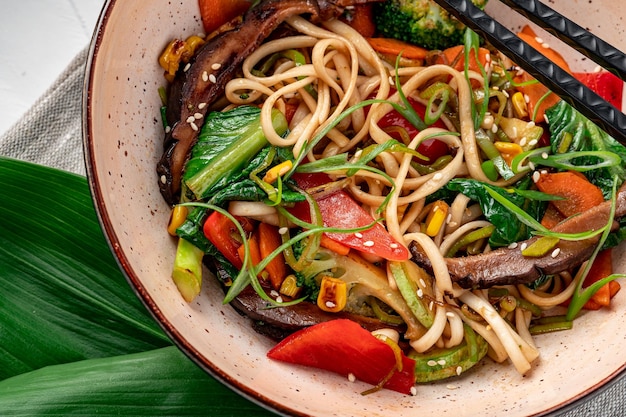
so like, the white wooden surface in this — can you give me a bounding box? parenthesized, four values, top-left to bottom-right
(0, 0, 105, 135)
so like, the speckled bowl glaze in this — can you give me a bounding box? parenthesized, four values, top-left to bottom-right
(83, 1, 626, 416)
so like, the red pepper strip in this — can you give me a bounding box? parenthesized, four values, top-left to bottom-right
(573, 71, 624, 110)
(267, 319, 416, 395)
(202, 211, 254, 269)
(376, 95, 448, 165)
(289, 173, 409, 261)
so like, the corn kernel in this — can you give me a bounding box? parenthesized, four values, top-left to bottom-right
(425, 201, 449, 237)
(494, 141, 524, 166)
(262, 160, 293, 184)
(279, 274, 301, 298)
(167, 205, 188, 236)
(317, 276, 347, 313)
(511, 92, 529, 119)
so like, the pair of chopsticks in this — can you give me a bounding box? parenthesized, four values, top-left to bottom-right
(433, 0, 626, 145)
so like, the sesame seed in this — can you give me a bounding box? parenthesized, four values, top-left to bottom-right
(491, 124, 498, 133)
(456, 366, 463, 376)
(541, 152, 549, 159)
(485, 53, 491, 62)
(508, 242, 518, 249)
(437, 359, 446, 366)
(527, 121, 536, 128)
(520, 242, 528, 251)
(446, 311, 455, 318)
(278, 227, 289, 235)
(446, 213, 452, 224)
(594, 65, 603, 73)
(429, 301, 434, 310)
(541, 169, 548, 175)
(186, 116, 195, 123)
(276, 296, 283, 303)
(535, 36, 544, 44)
(354, 232, 363, 238)
(519, 137, 527, 147)
(524, 93, 530, 103)
(419, 278, 426, 287)
(516, 68, 525, 77)
(211, 63, 222, 70)
(492, 85, 500, 91)
(528, 139, 538, 147)
(543, 114, 550, 124)
(326, 301, 336, 308)
(165, 126, 171, 133)
(427, 360, 438, 367)
(194, 113, 203, 120)
(348, 373, 356, 382)
(542, 42, 550, 49)
(447, 384, 459, 390)
(270, 290, 279, 297)
(532, 171, 541, 182)
(551, 248, 561, 258)
(410, 386, 417, 396)
(363, 240, 375, 247)
(528, 161, 536, 171)
(417, 288, 424, 298)
(190, 122, 198, 131)
(202, 71, 209, 82)
(433, 172, 443, 181)
(160, 175, 167, 184)
(198, 102, 207, 110)
(183, 63, 191, 72)
(209, 74, 217, 83)
(512, 126, 518, 138)
(390, 243, 399, 249)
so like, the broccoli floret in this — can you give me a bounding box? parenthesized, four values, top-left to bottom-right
(373, 0, 488, 50)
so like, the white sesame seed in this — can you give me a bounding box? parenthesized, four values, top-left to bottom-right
(160, 175, 167, 184)
(551, 248, 561, 258)
(516, 68, 525, 77)
(541, 152, 549, 159)
(186, 116, 195, 123)
(417, 288, 424, 298)
(410, 386, 418, 396)
(519, 137, 528, 147)
(427, 360, 438, 367)
(419, 278, 426, 288)
(446, 213, 452, 224)
(485, 53, 491, 62)
(202, 71, 209, 82)
(437, 359, 446, 366)
(544, 114, 550, 124)
(491, 124, 498, 133)
(348, 373, 356, 382)
(198, 102, 207, 110)
(363, 240, 375, 247)
(270, 290, 279, 297)
(528, 139, 538, 147)
(492, 85, 500, 91)
(325, 301, 336, 308)
(429, 301, 434, 310)
(532, 171, 541, 183)
(542, 42, 550, 49)
(503, 90, 510, 98)
(165, 126, 171, 133)
(527, 121, 536, 128)
(390, 243, 399, 249)
(190, 122, 198, 131)
(211, 63, 222, 70)
(209, 74, 217, 83)
(520, 242, 528, 251)
(535, 36, 544, 44)
(541, 169, 548, 175)
(508, 242, 518, 249)
(524, 93, 530, 103)
(194, 112, 203, 120)
(512, 126, 518, 138)
(433, 172, 443, 181)
(388, 76, 394, 85)
(447, 384, 459, 390)
(446, 311, 455, 318)
(278, 227, 289, 235)
(593, 65, 603, 73)
(276, 296, 283, 303)
(183, 63, 191, 72)
(354, 232, 363, 238)
(456, 366, 463, 376)
(528, 161, 536, 171)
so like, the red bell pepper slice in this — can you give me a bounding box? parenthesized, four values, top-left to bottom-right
(290, 173, 409, 261)
(203, 211, 254, 269)
(267, 319, 416, 395)
(574, 71, 624, 110)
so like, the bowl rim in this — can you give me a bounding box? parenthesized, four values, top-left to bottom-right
(81, 1, 626, 416)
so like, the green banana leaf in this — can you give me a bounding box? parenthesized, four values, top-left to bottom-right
(0, 157, 274, 416)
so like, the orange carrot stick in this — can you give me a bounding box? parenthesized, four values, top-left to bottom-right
(367, 38, 429, 60)
(258, 222, 288, 290)
(320, 234, 351, 256)
(198, 0, 252, 34)
(535, 171, 605, 218)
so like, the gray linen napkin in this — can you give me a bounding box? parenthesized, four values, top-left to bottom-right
(0, 47, 624, 417)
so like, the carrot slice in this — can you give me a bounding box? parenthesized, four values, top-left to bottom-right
(367, 38, 429, 60)
(237, 230, 262, 277)
(320, 234, 351, 256)
(198, 0, 252, 34)
(257, 222, 288, 290)
(535, 171, 604, 218)
(585, 249, 614, 308)
(436, 45, 491, 73)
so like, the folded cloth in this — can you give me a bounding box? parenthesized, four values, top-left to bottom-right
(0, 47, 87, 176)
(0, 46, 624, 417)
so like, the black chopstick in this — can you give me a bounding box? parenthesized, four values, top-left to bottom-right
(498, 0, 626, 81)
(432, 0, 626, 145)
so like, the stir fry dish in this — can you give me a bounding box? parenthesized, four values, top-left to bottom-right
(156, 0, 626, 395)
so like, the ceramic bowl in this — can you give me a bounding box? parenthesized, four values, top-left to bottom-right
(83, 1, 626, 415)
